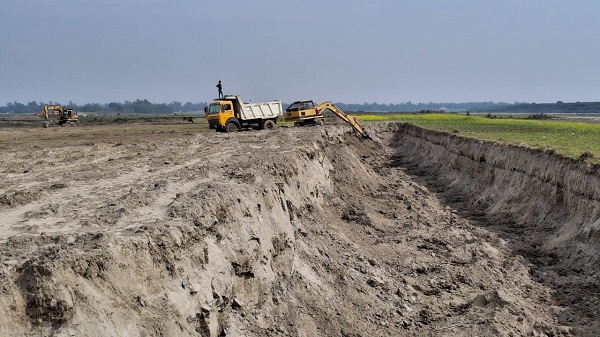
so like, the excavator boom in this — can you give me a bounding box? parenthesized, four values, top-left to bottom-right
(315, 102, 370, 139)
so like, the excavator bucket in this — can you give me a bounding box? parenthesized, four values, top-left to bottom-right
(320, 102, 370, 139)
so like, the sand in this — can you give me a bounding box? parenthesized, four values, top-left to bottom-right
(0, 121, 593, 336)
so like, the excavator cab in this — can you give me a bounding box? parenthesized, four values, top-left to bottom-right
(286, 100, 315, 112)
(284, 100, 324, 126)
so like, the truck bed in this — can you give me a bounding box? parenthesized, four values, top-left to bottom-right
(239, 100, 282, 120)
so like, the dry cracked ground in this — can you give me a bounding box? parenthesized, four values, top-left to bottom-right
(0, 122, 599, 336)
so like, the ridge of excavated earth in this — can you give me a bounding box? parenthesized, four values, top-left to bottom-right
(0, 122, 599, 336)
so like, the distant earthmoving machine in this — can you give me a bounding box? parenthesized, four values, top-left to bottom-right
(37, 104, 79, 127)
(284, 100, 370, 139)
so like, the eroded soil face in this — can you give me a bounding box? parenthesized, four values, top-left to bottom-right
(0, 123, 578, 336)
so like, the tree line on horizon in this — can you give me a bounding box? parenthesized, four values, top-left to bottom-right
(0, 100, 513, 114)
(2, 99, 600, 114)
(334, 101, 511, 112)
(0, 100, 208, 114)
(478, 101, 600, 114)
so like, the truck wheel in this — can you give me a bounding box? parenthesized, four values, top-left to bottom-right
(226, 122, 238, 133)
(264, 120, 275, 130)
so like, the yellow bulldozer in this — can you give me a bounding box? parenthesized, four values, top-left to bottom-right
(37, 104, 79, 127)
(284, 100, 370, 139)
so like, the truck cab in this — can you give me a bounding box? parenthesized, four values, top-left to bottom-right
(206, 100, 235, 131)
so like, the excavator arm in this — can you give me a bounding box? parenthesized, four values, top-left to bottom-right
(315, 102, 370, 139)
(39, 105, 64, 120)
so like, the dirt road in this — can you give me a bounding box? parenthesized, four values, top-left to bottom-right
(0, 122, 593, 336)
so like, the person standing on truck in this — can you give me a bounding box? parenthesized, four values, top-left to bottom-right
(216, 81, 223, 98)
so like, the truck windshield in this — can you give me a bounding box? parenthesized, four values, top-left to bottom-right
(208, 104, 221, 115)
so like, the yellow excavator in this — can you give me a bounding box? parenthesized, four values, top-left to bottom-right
(284, 100, 370, 139)
(37, 104, 79, 127)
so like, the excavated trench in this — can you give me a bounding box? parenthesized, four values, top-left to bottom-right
(0, 123, 598, 336)
(387, 123, 600, 336)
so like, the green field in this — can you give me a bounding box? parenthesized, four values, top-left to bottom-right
(356, 113, 600, 162)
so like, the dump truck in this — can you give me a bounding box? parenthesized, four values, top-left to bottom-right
(206, 95, 283, 132)
(284, 100, 370, 139)
(37, 104, 79, 127)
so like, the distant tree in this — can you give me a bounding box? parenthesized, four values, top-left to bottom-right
(155, 103, 173, 114)
(7, 101, 27, 113)
(108, 102, 124, 111)
(130, 99, 154, 114)
(80, 103, 104, 112)
(26, 101, 42, 112)
(168, 101, 183, 112)
(182, 102, 207, 112)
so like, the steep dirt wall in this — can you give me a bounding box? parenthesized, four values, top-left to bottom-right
(387, 122, 600, 334)
(0, 132, 337, 337)
(388, 123, 600, 264)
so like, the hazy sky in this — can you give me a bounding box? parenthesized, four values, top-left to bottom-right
(1, 0, 599, 105)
